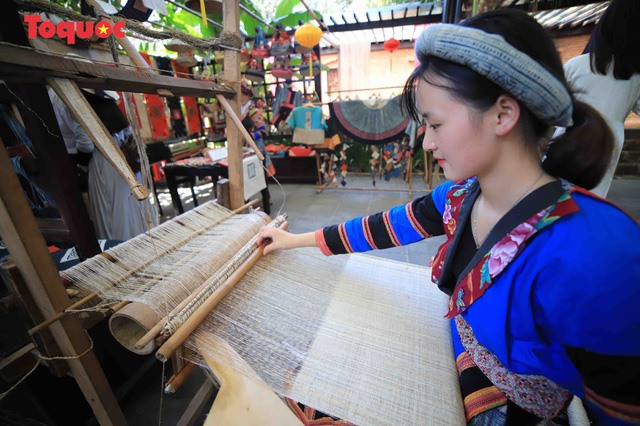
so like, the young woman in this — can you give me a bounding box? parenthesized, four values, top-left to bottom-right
(258, 9, 640, 425)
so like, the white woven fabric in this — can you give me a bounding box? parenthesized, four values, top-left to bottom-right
(190, 249, 465, 425)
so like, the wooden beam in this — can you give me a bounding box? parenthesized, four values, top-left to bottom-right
(0, 342, 35, 372)
(0, 42, 236, 99)
(48, 77, 149, 200)
(85, 0, 155, 73)
(0, 142, 126, 425)
(223, 0, 244, 210)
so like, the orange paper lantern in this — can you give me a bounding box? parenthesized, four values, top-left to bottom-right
(295, 22, 322, 77)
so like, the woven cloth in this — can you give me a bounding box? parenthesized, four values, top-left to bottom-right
(330, 96, 410, 145)
(190, 249, 466, 425)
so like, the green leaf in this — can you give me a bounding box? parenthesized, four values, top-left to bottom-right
(272, 10, 322, 29)
(240, 13, 260, 36)
(275, 0, 300, 19)
(184, 24, 202, 38)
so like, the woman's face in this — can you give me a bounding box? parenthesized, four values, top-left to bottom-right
(416, 78, 498, 182)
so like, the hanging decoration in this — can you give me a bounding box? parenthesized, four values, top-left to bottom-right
(383, 38, 400, 72)
(299, 52, 321, 77)
(252, 26, 271, 58)
(164, 39, 197, 68)
(272, 56, 293, 79)
(270, 24, 293, 56)
(294, 20, 312, 53)
(294, 22, 322, 77)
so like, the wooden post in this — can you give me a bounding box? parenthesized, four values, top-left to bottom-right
(216, 178, 231, 209)
(0, 143, 126, 425)
(0, 262, 68, 376)
(223, 0, 245, 209)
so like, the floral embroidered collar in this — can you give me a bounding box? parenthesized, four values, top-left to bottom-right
(431, 178, 584, 318)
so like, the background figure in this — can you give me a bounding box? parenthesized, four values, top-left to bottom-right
(50, 88, 157, 241)
(563, 0, 640, 197)
(239, 80, 273, 214)
(47, 87, 94, 187)
(88, 126, 158, 241)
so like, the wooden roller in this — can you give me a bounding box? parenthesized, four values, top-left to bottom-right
(108, 302, 162, 355)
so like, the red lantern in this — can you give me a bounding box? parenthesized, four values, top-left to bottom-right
(383, 38, 401, 71)
(383, 37, 400, 53)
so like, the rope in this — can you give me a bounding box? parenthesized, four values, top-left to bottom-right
(14, 0, 244, 52)
(0, 331, 95, 402)
(158, 361, 166, 426)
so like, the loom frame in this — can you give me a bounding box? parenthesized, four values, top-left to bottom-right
(0, 0, 250, 422)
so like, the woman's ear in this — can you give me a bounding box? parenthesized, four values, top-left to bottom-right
(494, 95, 521, 136)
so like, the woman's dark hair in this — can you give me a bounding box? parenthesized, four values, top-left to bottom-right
(402, 8, 613, 189)
(586, 0, 640, 80)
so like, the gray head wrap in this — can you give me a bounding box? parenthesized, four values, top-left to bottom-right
(414, 24, 573, 127)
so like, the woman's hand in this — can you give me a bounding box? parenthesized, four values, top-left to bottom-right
(257, 228, 317, 255)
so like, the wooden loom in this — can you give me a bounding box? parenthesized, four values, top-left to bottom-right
(0, 0, 283, 422)
(32, 197, 465, 425)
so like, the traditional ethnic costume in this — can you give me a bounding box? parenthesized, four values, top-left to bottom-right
(313, 22, 640, 425)
(315, 178, 640, 424)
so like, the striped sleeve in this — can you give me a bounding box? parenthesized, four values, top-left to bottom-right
(316, 192, 446, 256)
(566, 347, 640, 424)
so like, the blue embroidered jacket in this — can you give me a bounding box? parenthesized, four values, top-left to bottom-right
(316, 179, 640, 424)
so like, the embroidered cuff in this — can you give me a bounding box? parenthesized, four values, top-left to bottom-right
(315, 229, 333, 256)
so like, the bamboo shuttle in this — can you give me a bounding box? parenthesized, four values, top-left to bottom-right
(155, 222, 288, 363)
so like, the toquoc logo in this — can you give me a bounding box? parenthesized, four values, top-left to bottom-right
(24, 15, 125, 45)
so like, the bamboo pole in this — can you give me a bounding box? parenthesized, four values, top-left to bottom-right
(155, 222, 288, 363)
(28, 200, 260, 335)
(164, 362, 196, 393)
(222, 0, 244, 210)
(48, 77, 150, 201)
